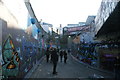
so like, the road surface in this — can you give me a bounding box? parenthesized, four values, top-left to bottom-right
(26, 53, 114, 80)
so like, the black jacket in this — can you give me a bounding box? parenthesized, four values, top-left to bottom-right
(51, 50, 58, 63)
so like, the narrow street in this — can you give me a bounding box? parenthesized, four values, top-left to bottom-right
(27, 53, 114, 79)
(1, 1, 120, 79)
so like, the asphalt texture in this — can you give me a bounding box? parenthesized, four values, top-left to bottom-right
(26, 53, 114, 80)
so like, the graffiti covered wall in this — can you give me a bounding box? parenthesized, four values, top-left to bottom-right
(0, 1, 43, 78)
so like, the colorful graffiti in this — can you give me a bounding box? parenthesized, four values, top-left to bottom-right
(0, 1, 44, 78)
(2, 35, 20, 77)
(21, 37, 40, 73)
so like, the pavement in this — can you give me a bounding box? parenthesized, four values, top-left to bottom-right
(0, 65, 2, 79)
(25, 53, 115, 80)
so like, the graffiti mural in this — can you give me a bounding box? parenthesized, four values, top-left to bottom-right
(2, 35, 20, 77)
(0, 1, 44, 78)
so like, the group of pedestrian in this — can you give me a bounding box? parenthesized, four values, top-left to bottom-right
(45, 47, 68, 75)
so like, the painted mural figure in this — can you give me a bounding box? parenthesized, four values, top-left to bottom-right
(2, 35, 20, 77)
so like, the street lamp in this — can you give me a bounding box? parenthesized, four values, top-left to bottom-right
(55, 36, 59, 48)
(68, 35, 72, 49)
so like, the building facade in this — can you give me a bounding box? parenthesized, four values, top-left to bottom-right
(94, 0, 119, 35)
(94, 0, 120, 71)
(86, 16, 96, 25)
(40, 22, 53, 34)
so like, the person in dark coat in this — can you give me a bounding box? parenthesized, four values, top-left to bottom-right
(68, 49, 71, 54)
(57, 48, 59, 53)
(45, 48, 50, 63)
(114, 54, 120, 80)
(60, 50, 63, 62)
(63, 50, 67, 63)
(51, 48, 59, 74)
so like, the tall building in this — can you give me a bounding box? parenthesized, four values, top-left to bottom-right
(94, 0, 120, 40)
(86, 16, 96, 25)
(67, 24, 80, 27)
(94, 0, 120, 71)
(40, 22, 53, 34)
(79, 22, 86, 26)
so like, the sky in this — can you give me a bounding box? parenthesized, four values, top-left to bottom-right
(30, 0, 102, 28)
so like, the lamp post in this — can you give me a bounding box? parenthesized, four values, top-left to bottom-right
(56, 28, 59, 48)
(68, 36, 72, 49)
(55, 36, 59, 48)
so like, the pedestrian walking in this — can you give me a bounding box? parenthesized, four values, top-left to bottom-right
(51, 48, 59, 74)
(63, 50, 67, 63)
(68, 49, 70, 54)
(57, 48, 59, 53)
(45, 47, 50, 63)
(60, 50, 63, 62)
